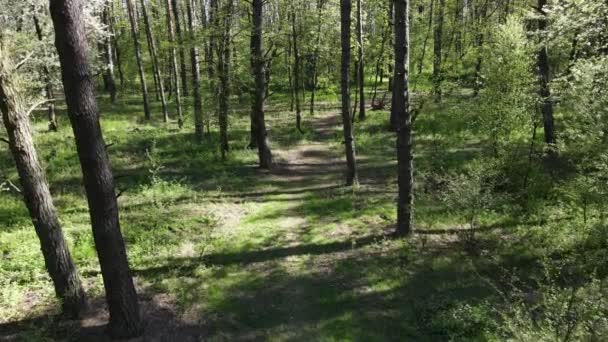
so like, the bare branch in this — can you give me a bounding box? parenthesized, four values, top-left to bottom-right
(0, 137, 9, 144)
(14, 51, 35, 70)
(25, 99, 55, 117)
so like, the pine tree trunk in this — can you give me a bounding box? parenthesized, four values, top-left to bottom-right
(126, 0, 151, 120)
(49, 0, 142, 337)
(141, 0, 170, 122)
(0, 53, 86, 318)
(291, 9, 303, 133)
(251, 0, 272, 168)
(536, 0, 556, 148)
(393, 0, 414, 236)
(172, 0, 189, 95)
(99, 3, 117, 103)
(309, 0, 325, 116)
(165, 0, 184, 127)
(356, 0, 365, 121)
(432, 0, 445, 102)
(32, 13, 58, 130)
(187, 0, 204, 140)
(340, 0, 358, 186)
(218, 0, 233, 159)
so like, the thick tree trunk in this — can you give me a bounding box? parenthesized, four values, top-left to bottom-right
(0, 54, 86, 318)
(340, 0, 358, 186)
(99, 3, 117, 103)
(537, 0, 556, 148)
(165, 0, 184, 128)
(32, 13, 58, 130)
(356, 0, 366, 121)
(291, 9, 303, 133)
(393, 0, 413, 236)
(141, 0, 170, 122)
(432, 0, 445, 102)
(171, 0, 189, 95)
(49, 0, 142, 337)
(125, 0, 151, 120)
(187, 0, 204, 140)
(251, 0, 272, 168)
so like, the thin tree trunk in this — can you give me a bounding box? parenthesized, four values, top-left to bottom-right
(473, 0, 487, 97)
(251, 0, 272, 168)
(218, 0, 233, 159)
(166, 0, 184, 127)
(49, 0, 142, 337)
(187, 0, 204, 140)
(340, 0, 358, 186)
(0, 52, 86, 318)
(126, 0, 151, 120)
(32, 13, 58, 130)
(291, 9, 303, 133)
(372, 18, 388, 106)
(537, 0, 556, 148)
(309, 0, 325, 116)
(393, 0, 413, 236)
(109, 1, 125, 89)
(432, 0, 445, 102)
(97, 2, 117, 103)
(356, 0, 365, 120)
(171, 0, 189, 95)
(141, 0, 170, 122)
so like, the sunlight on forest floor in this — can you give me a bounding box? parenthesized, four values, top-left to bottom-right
(1, 95, 602, 340)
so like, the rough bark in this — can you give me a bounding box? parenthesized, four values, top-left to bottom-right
(49, 0, 142, 337)
(251, 0, 272, 168)
(32, 13, 58, 130)
(125, 0, 151, 120)
(165, 0, 184, 128)
(141, 0, 170, 122)
(187, 0, 204, 140)
(0, 52, 86, 318)
(393, 0, 414, 236)
(340, 0, 358, 186)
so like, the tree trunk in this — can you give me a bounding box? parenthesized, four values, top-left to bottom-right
(536, 0, 556, 148)
(141, 0, 170, 122)
(473, 1, 487, 97)
(291, 9, 303, 133)
(251, 0, 272, 168)
(218, 0, 233, 159)
(432, 0, 445, 102)
(109, 1, 125, 89)
(125, 0, 151, 120)
(0, 52, 86, 318)
(393, 0, 413, 236)
(309, 0, 325, 116)
(99, 3, 117, 103)
(356, 0, 365, 121)
(171, 0, 189, 95)
(165, 0, 184, 128)
(49, 0, 142, 337)
(32, 13, 58, 130)
(187, 0, 204, 140)
(340, 0, 358, 186)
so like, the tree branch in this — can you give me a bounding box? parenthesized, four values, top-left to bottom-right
(26, 98, 55, 117)
(14, 51, 35, 70)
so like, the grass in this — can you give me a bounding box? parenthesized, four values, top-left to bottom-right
(0, 89, 606, 341)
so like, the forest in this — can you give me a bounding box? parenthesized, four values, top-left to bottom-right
(0, 0, 607, 340)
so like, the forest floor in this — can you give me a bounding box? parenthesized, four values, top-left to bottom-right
(0, 94, 602, 341)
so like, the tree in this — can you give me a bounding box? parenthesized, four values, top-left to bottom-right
(171, 0, 189, 95)
(125, 0, 152, 120)
(356, 0, 365, 120)
(99, 0, 117, 103)
(536, 0, 556, 149)
(393, 0, 413, 236)
(32, 12, 58, 130)
(432, 0, 445, 102)
(49, 0, 143, 337)
(166, 0, 185, 128)
(0, 39, 86, 318)
(140, 0, 170, 122)
(187, 0, 204, 140)
(218, 0, 234, 159)
(340, 0, 358, 186)
(291, 7, 303, 133)
(251, 0, 272, 168)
